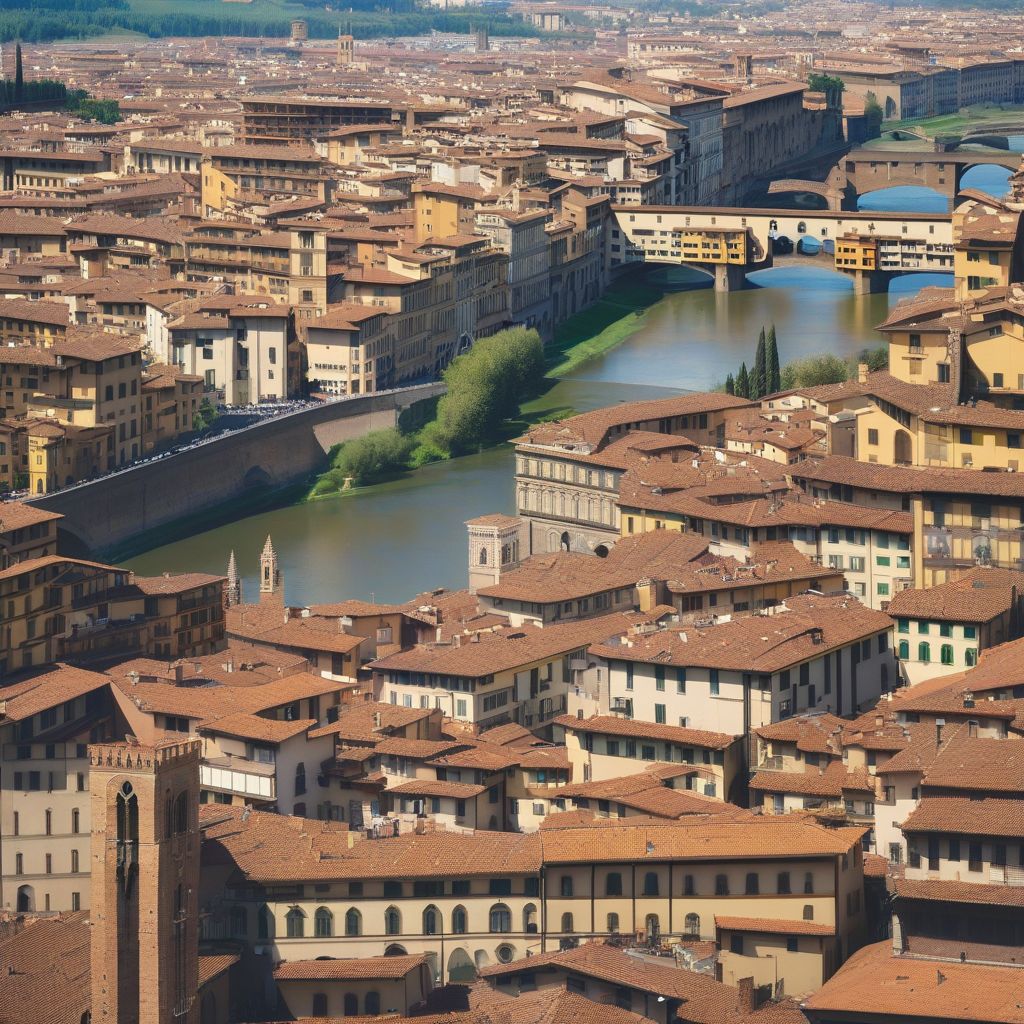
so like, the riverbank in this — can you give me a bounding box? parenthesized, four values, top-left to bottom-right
(305, 272, 673, 500)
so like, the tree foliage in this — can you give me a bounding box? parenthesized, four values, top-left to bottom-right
(864, 92, 884, 139)
(780, 354, 851, 390)
(766, 324, 781, 395)
(808, 73, 845, 97)
(72, 96, 120, 123)
(422, 326, 544, 457)
(735, 362, 750, 400)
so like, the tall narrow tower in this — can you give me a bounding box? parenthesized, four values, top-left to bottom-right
(89, 739, 201, 1024)
(226, 549, 241, 607)
(259, 535, 282, 603)
(337, 30, 354, 65)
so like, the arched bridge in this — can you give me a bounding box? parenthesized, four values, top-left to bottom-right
(611, 205, 953, 293)
(768, 148, 1020, 212)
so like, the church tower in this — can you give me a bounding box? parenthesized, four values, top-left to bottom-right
(337, 30, 354, 65)
(259, 535, 282, 603)
(226, 549, 241, 607)
(89, 739, 201, 1024)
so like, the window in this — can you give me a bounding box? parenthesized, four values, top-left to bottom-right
(804, 872, 814, 894)
(730, 934, 744, 955)
(745, 872, 759, 895)
(918, 642, 931, 663)
(561, 912, 574, 933)
(654, 704, 666, 724)
(312, 994, 328, 1016)
(560, 875, 573, 897)
(684, 874, 695, 896)
(898, 640, 909, 660)
(343, 995, 358, 1016)
(777, 871, 790, 894)
(941, 644, 954, 665)
(710, 670, 720, 696)
(685, 912, 700, 937)
(803, 905, 814, 921)
(72, 808, 80, 834)
(605, 872, 623, 896)
(867, 428, 878, 445)
(365, 993, 380, 1016)
(286, 908, 305, 938)
(607, 912, 620, 933)
(345, 908, 361, 936)
(71, 849, 79, 873)
(715, 874, 729, 896)
(643, 871, 659, 896)
(383, 881, 403, 899)
(451, 906, 467, 934)
(314, 907, 333, 937)
(969, 842, 983, 872)
(490, 904, 512, 932)
(423, 906, 439, 935)
(258, 906, 272, 939)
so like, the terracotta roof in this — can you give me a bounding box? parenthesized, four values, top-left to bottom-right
(893, 876, 1024, 909)
(749, 762, 873, 798)
(715, 915, 835, 936)
(198, 712, 316, 744)
(0, 501, 62, 532)
(273, 954, 426, 980)
(885, 567, 1024, 624)
(0, 664, 110, 722)
(803, 940, 1024, 1023)
(901, 796, 1024, 839)
(388, 779, 486, 798)
(554, 713, 737, 751)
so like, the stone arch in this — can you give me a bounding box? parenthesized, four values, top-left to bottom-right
(474, 949, 491, 971)
(243, 465, 272, 489)
(560, 531, 571, 552)
(894, 429, 913, 465)
(16, 884, 33, 912)
(448, 947, 475, 982)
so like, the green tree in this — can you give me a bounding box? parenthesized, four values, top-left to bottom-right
(73, 97, 120, 124)
(751, 326, 766, 400)
(191, 397, 218, 431)
(736, 361, 750, 400)
(780, 354, 850, 390)
(766, 324, 781, 394)
(13, 42, 21, 101)
(422, 326, 544, 456)
(808, 72, 845, 102)
(328, 427, 414, 487)
(724, 372, 735, 395)
(857, 345, 888, 373)
(864, 92, 884, 139)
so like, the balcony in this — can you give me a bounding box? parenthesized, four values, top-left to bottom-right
(200, 756, 276, 801)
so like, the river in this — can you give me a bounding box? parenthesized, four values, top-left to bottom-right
(126, 163, 1017, 605)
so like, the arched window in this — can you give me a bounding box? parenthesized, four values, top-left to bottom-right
(174, 791, 188, 835)
(451, 906, 467, 934)
(423, 905, 439, 935)
(523, 904, 538, 934)
(385, 944, 407, 956)
(607, 912, 619, 933)
(803, 904, 814, 920)
(560, 875, 573, 897)
(343, 993, 358, 1016)
(16, 884, 33, 912)
(966, 648, 978, 667)
(479, 547, 488, 565)
(345, 908, 361, 936)
(314, 907, 333, 937)
(489, 904, 511, 933)
(645, 914, 660, 942)
(258, 906, 272, 939)
(941, 644, 954, 666)
(605, 871, 623, 896)
(229, 906, 247, 938)
(561, 912, 574, 933)
(642, 871, 659, 896)
(312, 994, 328, 1016)
(684, 913, 700, 937)
(365, 992, 380, 1016)
(286, 907, 305, 938)
(385, 906, 402, 935)
(898, 639, 909, 659)
(918, 642, 931, 663)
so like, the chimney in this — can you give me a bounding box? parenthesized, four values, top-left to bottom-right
(936, 718, 945, 747)
(283, 607, 291, 623)
(857, 362, 869, 384)
(737, 977, 756, 1015)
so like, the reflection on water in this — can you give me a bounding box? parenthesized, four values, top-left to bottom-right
(127, 263, 952, 604)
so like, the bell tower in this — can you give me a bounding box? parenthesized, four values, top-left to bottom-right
(89, 739, 201, 1024)
(259, 535, 282, 604)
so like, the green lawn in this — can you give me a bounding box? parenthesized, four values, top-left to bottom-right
(886, 104, 1024, 137)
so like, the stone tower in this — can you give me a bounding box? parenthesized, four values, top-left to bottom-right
(259, 535, 282, 603)
(226, 549, 241, 607)
(466, 514, 525, 593)
(89, 739, 201, 1024)
(337, 31, 354, 65)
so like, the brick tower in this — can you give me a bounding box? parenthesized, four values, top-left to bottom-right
(89, 739, 201, 1024)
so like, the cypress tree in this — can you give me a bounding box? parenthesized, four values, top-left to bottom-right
(766, 324, 781, 394)
(14, 43, 22, 102)
(736, 362, 750, 400)
(752, 327, 767, 400)
(725, 373, 735, 395)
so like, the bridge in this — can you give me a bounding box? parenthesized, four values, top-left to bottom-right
(767, 148, 1020, 211)
(25, 382, 443, 557)
(610, 205, 953, 293)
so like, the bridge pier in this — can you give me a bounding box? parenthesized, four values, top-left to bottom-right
(847, 268, 894, 295)
(713, 262, 748, 292)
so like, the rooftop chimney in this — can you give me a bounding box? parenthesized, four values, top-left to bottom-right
(857, 362, 869, 384)
(737, 977, 756, 1015)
